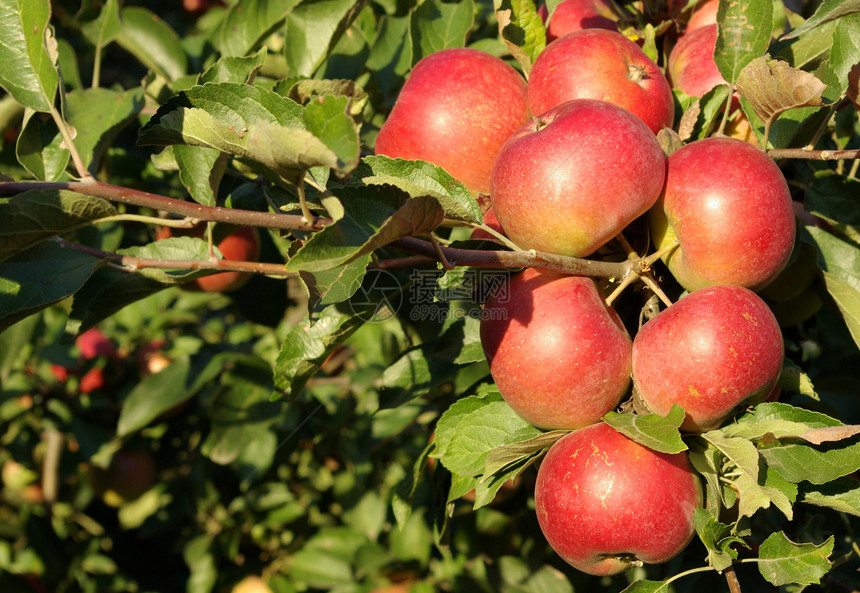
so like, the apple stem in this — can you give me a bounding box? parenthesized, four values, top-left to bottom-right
(429, 235, 454, 270)
(714, 82, 734, 138)
(642, 238, 680, 268)
(641, 274, 674, 308)
(473, 222, 523, 251)
(626, 63, 648, 84)
(604, 271, 638, 307)
(296, 171, 316, 224)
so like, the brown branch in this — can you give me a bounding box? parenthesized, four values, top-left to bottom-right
(724, 564, 743, 593)
(390, 237, 637, 278)
(55, 238, 295, 277)
(767, 148, 860, 161)
(0, 181, 331, 232)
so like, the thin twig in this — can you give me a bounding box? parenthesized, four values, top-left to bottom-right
(0, 181, 330, 232)
(767, 148, 860, 161)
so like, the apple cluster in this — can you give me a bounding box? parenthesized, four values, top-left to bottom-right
(375, 0, 795, 577)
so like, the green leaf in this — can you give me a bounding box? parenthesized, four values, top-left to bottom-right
(411, 0, 475, 64)
(803, 226, 860, 349)
(360, 155, 482, 223)
(777, 359, 818, 400)
(603, 404, 687, 454)
(366, 14, 413, 99)
(693, 508, 749, 571)
(303, 95, 361, 173)
(116, 7, 187, 81)
(217, 0, 301, 58)
(198, 47, 268, 85)
(117, 353, 232, 437)
(714, 0, 773, 85)
(65, 87, 145, 172)
(759, 437, 860, 485)
(433, 391, 541, 477)
(201, 355, 278, 466)
(721, 401, 851, 442)
(0, 0, 59, 112)
(806, 172, 860, 245)
(79, 0, 122, 49)
(494, 0, 544, 76)
(300, 253, 370, 308)
(799, 476, 860, 517)
(273, 303, 366, 397)
(16, 107, 69, 181)
(287, 189, 444, 273)
(829, 14, 860, 96)
(0, 190, 117, 262)
(619, 581, 671, 593)
(0, 241, 103, 334)
(756, 531, 834, 586)
(68, 237, 217, 332)
(139, 82, 358, 182)
(481, 430, 566, 478)
(284, 0, 360, 77)
(780, 0, 860, 40)
(700, 431, 793, 519)
(174, 146, 228, 207)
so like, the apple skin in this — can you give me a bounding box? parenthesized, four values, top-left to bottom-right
(87, 449, 157, 507)
(668, 24, 724, 99)
(650, 137, 795, 292)
(527, 29, 674, 134)
(686, 0, 719, 32)
(534, 422, 700, 576)
(231, 576, 273, 593)
(157, 224, 261, 292)
(480, 268, 633, 430)
(537, 0, 617, 43)
(375, 48, 529, 195)
(490, 99, 666, 257)
(632, 285, 784, 432)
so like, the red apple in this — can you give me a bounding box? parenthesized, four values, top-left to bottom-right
(686, 0, 719, 32)
(157, 224, 261, 292)
(537, 0, 617, 43)
(527, 29, 674, 134)
(632, 285, 784, 432)
(668, 24, 724, 99)
(649, 137, 795, 291)
(375, 48, 529, 195)
(76, 328, 116, 360)
(87, 449, 157, 507)
(490, 99, 666, 257)
(480, 268, 633, 430)
(535, 422, 700, 575)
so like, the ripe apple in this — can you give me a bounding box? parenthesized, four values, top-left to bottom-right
(231, 576, 273, 593)
(157, 224, 261, 292)
(87, 448, 157, 507)
(480, 268, 633, 430)
(534, 422, 700, 576)
(537, 0, 617, 43)
(668, 24, 724, 100)
(649, 137, 795, 291)
(686, 0, 719, 32)
(527, 29, 674, 134)
(632, 285, 784, 432)
(375, 48, 529, 195)
(490, 99, 666, 257)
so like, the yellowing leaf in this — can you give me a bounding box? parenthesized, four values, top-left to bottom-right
(736, 56, 827, 140)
